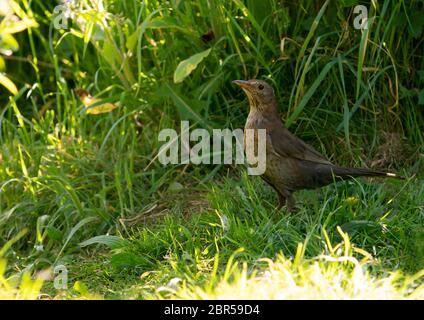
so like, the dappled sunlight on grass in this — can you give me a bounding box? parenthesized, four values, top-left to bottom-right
(152, 227, 424, 300)
(173, 253, 424, 300)
(0, 261, 43, 300)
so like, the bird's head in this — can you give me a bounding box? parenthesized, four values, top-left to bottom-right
(232, 79, 276, 111)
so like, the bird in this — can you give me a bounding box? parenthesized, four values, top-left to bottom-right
(233, 79, 404, 213)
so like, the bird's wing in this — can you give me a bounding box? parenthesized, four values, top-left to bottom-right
(268, 124, 332, 165)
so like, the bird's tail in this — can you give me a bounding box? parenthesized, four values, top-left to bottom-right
(332, 166, 405, 180)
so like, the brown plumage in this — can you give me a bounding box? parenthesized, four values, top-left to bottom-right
(233, 79, 404, 212)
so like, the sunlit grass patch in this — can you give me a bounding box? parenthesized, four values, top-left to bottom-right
(173, 253, 424, 300)
(0, 231, 44, 300)
(0, 261, 44, 300)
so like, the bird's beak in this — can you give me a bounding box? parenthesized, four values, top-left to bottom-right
(232, 80, 252, 91)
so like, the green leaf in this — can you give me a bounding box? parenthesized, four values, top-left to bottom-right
(0, 229, 28, 257)
(409, 11, 424, 38)
(356, 18, 370, 100)
(293, 0, 329, 77)
(163, 83, 211, 129)
(79, 235, 128, 249)
(0, 34, 19, 52)
(418, 70, 424, 82)
(0, 18, 38, 34)
(246, 0, 272, 24)
(102, 41, 120, 69)
(418, 89, 424, 105)
(174, 48, 211, 84)
(286, 58, 337, 127)
(56, 216, 98, 262)
(126, 30, 138, 52)
(0, 56, 5, 71)
(110, 252, 153, 268)
(148, 16, 180, 29)
(82, 21, 94, 58)
(338, 0, 358, 7)
(46, 226, 62, 241)
(341, 220, 378, 235)
(0, 73, 18, 95)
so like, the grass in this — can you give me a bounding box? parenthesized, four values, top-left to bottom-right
(0, 0, 423, 299)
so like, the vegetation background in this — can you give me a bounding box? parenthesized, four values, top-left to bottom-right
(0, 0, 423, 299)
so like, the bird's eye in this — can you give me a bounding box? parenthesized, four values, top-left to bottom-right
(258, 84, 264, 90)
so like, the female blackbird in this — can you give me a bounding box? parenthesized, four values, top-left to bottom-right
(233, 79, 403, 212)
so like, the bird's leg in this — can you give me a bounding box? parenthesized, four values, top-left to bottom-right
(277, 189, 296, 213)
(262, 178, 287, 210)
(262, 177, 296, 213)
(285, 192, 296, 213)
(277, 193, 286, 210)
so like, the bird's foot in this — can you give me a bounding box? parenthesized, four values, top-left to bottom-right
(277, 193, 297, 214)
(286, 204, 298, 214)
(276, 203, 297, 214)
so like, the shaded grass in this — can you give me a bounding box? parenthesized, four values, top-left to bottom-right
(39, 171, 424, 299)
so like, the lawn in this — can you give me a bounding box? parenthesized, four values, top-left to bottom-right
(0, 0, 423, 299)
